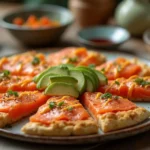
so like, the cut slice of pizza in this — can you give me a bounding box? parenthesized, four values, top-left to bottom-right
(96, 57, 150, 80)
(22, 96, 98, 136)
(0, 91, 49, 128)
(98, 75, 150, 101)
(48, 47, 106, 67)
(0, 51, 48, 76)
(81, 92, 150, 132)
(0, 71, 36, 93)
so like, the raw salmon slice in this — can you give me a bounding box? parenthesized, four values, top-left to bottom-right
(98, 75, 150, 101)
(96, 57, 142, 80)
(48, 47, 105, 66)
(0, 74, 36, 93)
(0, 51, 48, 76)
(0, 91, 49, 123)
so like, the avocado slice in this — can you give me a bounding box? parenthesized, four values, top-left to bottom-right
(45, 82, 79, 98)
(76, 66, 100, 89)
(33, 66, 69, 83)
(69, 69, 86, 94)
(94, 70, 108, 85)
(84, 75, 95, 92)
(50, 76, 78, 85)
(36, 73, 60, 90)
(73, 67, 97, 91)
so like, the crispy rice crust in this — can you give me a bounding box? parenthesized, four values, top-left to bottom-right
(0, 112, 12, 128)
(97, 107, 150, 132)
(22, 118, 98, 136)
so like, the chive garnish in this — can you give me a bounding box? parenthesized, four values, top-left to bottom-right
(32, 57, 40, 65)
(58, 101, 64, 107)
(6, 90, 19, 97)
(101, 93, 112, 99)
(67, 106, 73, 111)
(69, 57, 78, 63)
(134, 78, 150, 87)
(115, 80, 120, 85)
(49, 102, 56, 109)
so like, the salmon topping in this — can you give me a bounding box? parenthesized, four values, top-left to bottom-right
(0, 91, 49, 120)
(98, 76, 150, 100)
(96, 57, 142, 80)
(82, 92, 137, 116)
(48, 47, 105, 66)
(30, 96, 90, 125)
(0, 75, 36, 93)
(0, 51, 48, 76)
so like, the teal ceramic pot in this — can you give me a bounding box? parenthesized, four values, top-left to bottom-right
(115, 0, 150, 36)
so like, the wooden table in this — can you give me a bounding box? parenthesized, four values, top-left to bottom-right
(0, 3, 150, 150)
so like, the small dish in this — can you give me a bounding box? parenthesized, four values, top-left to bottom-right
(78, 26, 130, 49)
(143, 29, 150, 46)
(0, 5, 73, 47)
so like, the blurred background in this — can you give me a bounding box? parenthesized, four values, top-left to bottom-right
(0, 0, 149, 59)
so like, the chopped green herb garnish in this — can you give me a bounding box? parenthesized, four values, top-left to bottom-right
(101, 93, 112, 99)
(32, 57, 40, 65)
(134, 78, 150, 86)
(113, 95, 119, 100)
(67, 106, 73, 111)
(117, 65, 122, 72)
(101, 68, 105, 72)
(58, 101, 64, 107)
(0, 70, 10, 78)
(3, 70, 10, 77)
(49, 102, 56, 109)
(88, 64, 96, 69)
(115, 80, 120, 85)
(6, 90, 18, 97)
(69, 57, 78, 63)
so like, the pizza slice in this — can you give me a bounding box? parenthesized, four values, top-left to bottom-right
(22, 96, 98, 136)
(0, 91, 49, 128)
(0, 71, 36, 92)
(96, 57, 150, 80)
(98, 75, 150, 101)
(0, 51, 48, 76)
(81, 92, 150, 132)
(48, 47, 106, 67)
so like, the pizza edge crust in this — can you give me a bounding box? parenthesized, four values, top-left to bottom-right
(21, 118, 98, 136)
(98, 107, 150, 132)
(0, 112, 12, 128)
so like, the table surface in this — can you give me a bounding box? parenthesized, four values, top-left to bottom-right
(0, 2, 150, 150)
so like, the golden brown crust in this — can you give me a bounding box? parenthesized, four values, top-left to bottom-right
(97, 107, 150, 132)
(0, 112, 12, 128)
(22, 118, 98, 136)
(131, 58, 150, 76)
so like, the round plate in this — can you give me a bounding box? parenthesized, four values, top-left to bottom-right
(0, 50, 150, 145)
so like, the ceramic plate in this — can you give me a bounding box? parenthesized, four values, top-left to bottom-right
(0, 50, 150, 145)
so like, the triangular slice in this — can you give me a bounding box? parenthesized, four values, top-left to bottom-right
(0, 91, 49, 128)
(81, 92, 150, 132)
(22, 96, 98, 136)
(0, 51, 48, 76)
(96, 57, 150, 80)
(98, 75, 150, 101)
(0, 74, 36, 93)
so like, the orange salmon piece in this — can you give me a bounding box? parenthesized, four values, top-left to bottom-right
(0, 91, 49, 121)
(98, 76, 150, 101)
(0, 51, 48, 76)
(30, 96, 90, 125)
(81, 92, 137, 116)
(0, 75, 36, 93)
(96, 57, 142, 80)
(48, 47, 105, 66)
